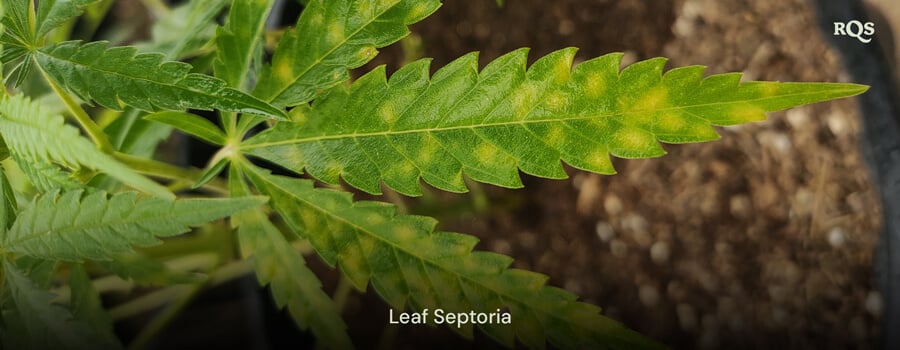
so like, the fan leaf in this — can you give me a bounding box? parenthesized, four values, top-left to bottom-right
(242, 162, 663, 350)
(243, 48, 868, 196)
(0, 94, 170, 198)
(1, 260, 121, 350)
(252, 0, 440, 107)
(35, 0, 101, 38)
(2, 190, 265, 261)
(35, 40, 287, 119)
(214, 0, 274, 90)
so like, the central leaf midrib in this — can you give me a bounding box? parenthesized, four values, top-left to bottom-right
(243, 88, 851, 150)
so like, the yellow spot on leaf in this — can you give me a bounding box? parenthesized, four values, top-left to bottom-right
(327, 22, 345, 44)
(553, 58, 571, 84)
(276, 60, 294, 80)
(393, 224, 416, 241)
(545, 125, 565, 146)
(585, 72, 607, 98)
(632, 87, 668, 111)
(615, 128, 652, 149)
(406, 2, 431, 22)
(475, 142, 496, 164)
(366, 213, 385, 225)
(656, 112, 684, 132)
(543, 91, 568, 112)
(300, 210, 318, 230)
(588, 150, 611, 170)
(512, 83, 539, 119)
(379, 103, 398, 124)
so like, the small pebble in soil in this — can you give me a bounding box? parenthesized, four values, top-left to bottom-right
(610, 239, 628, 257)
(650, 241, 671, 264)
(729, 194, 752, 219)
(630, 230, 653, 249)
(490, 239, 512, 255)
(638, 284, 660, 308)
(826, 111, 849, 137)
(676, 303, 698, 331)
(595, 221, 615, 242)
(827, 227, 847, 248)
(865, 290, 883, 316)
(786, 108, 810, 129)
(622, 213, 648, 233)
(603, 194, 623, 216)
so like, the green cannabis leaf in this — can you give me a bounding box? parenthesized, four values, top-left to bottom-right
(232, 166, 353, 349)
(242, 48, 868, 196)
(252, 0, 441, 107)
(2, 190, 265, 261)
(242, 162, 663, 350)
(214, 0, 274, 90)
(35, 41, 287, 119)
(1, 260, 121, 350)
(35, 0, 101, 39)
(0, 94, 170, 198)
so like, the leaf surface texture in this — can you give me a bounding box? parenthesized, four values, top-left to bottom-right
(244, 49, 868, 196)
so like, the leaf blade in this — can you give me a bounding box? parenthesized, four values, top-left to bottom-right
(144, 111, 227, 145)
(3, 190, 265, 261)
(243, 49, 868, 195)
(214, 0, 275, 90)
(243, 163, 663, 350)
(252, 0, 441, 107)
(35, 0, 101, 38)
(35, 40, 287, 119)
(0, 94, 170, 197)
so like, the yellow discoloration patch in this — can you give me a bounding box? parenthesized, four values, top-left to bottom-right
(417, 136, 440, 164)
(392, 225, 417, 241)
(512, 83, 539, 119)
(545, 125, 565, 146)
(276, 60, 294, 80)
(656, 112, 684, 132)
(615, 128, 652, 149)
(758, 83, 779, 97)
(632, 86, 668, 111)
(327, 22, 345, 44)
(379, 103, 398, 124)
(543, 91, 568, 112)
(406, 2, 430, 22)
(552, 58, 571, 84)
(300, 210, 318, 230)
(366, 213, 385, 226)
(585, 72, 607, 98)
(729, 104, 767, 122)
(355, 45, 377, 62)
(327, 160, 343, 178)
(475, 142, 497, 164)
(588, 150, 611, 170)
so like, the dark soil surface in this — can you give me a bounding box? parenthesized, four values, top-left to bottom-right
(343, 0, 884, 349)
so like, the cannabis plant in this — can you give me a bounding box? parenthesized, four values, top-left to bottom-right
(0, 0, 867, 349)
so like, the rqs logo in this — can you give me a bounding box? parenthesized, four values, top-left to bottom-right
(833, 20, 875, 43)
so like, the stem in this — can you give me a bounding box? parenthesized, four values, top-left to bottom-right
(39, 65, 115, 154)
(114, 152, 228, 194)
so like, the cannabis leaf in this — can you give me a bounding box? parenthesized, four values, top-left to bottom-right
(243, 48, 868, 196)
(231, 166, 352, 348)
(214, 0, 274, 90)
(1, 260, 121, 350)
(241, 162, 662, 350)
(35, 41, 287, 118)
(0, 94, 170, 197)
(36, 0, 101, 39)
(2, 190, 265, 261)
(136, 0, 227, 59)
(252, 0, 441, 107)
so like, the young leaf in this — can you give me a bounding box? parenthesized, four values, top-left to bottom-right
(35, 41, 287, 119)
(242, 48, 868, 196)
(0, 0, 34, 49)
(252, 0, 441, 107)
(0, 94, 171, 198)
(243, 163, 663, 350)
(214, 0, 275, 90)
(2, 190, 265, 261)
(145, 111, 227, 145)
(2, 259, 122, 350)
(35, 0, 101, 38)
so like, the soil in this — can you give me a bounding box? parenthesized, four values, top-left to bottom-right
(341, 0, 885, 349)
